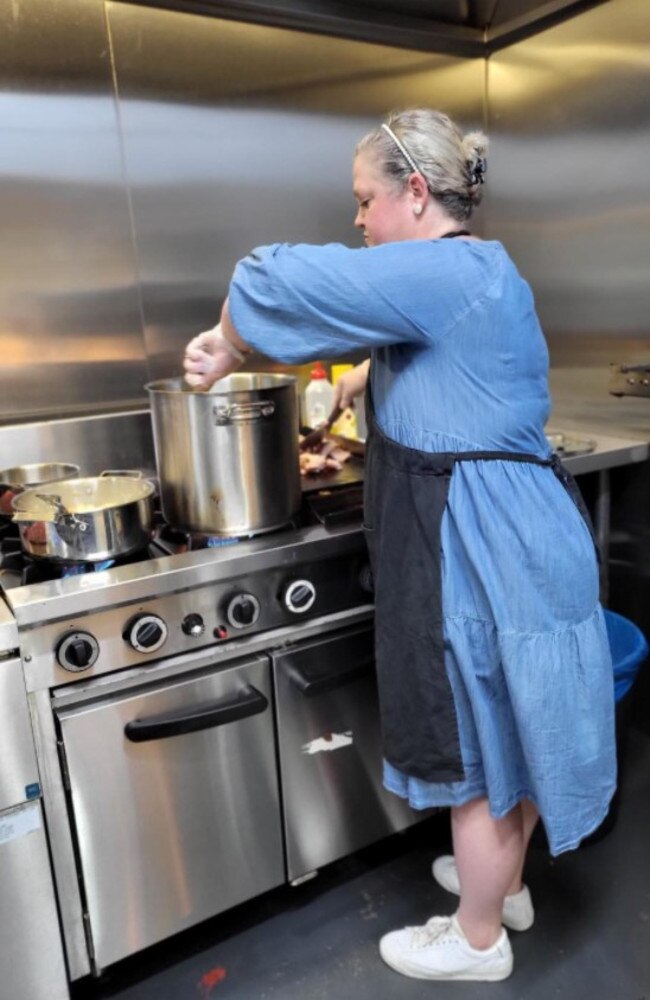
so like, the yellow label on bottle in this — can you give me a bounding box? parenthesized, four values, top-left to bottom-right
(331, 363, 354, 385)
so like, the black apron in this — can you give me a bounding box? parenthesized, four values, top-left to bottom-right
(363, 382, 598, 784)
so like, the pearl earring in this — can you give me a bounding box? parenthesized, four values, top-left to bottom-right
(413, 204, 423, 216)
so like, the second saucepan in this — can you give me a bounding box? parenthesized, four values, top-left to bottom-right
(0, 462, 80, 517)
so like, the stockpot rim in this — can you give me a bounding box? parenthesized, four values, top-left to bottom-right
(145, 373, 298, 395)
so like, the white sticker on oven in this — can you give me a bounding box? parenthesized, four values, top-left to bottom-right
(302, 731, 353, 755)
(0, 802, 41, 846)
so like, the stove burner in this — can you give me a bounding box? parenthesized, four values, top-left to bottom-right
(61, 560, 116, 577)
(0, 485, 365, 593)
(153, 523, 251, 556)
(0, 519, 155, 590)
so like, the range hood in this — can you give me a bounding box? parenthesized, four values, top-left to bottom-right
(121, 0, 607, 54)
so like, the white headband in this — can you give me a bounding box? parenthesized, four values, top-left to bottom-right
(381, 122, 423, 177)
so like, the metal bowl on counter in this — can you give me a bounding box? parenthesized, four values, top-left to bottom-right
(545, 431, 596, 458)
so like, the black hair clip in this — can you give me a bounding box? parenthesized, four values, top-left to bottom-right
(469, 156, 487, 185)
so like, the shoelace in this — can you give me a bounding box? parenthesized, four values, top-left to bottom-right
(408, 916, 455, 949)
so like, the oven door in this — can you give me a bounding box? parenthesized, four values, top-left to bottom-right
(272, 624, 422, 883)
(55, 653, 284, 972)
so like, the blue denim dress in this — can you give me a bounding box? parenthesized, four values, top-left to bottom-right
(229, 237, 617, 856)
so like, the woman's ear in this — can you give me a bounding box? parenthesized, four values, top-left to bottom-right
(408, 172, 429, 202)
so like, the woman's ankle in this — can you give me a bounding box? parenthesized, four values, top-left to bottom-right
(456, 910, 503, 950)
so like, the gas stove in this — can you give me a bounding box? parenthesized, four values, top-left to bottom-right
(1, 484, 369, 694)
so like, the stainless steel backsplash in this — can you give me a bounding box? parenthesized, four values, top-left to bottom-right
(485, 0, 650, 376)
(0, 0, 483, 426)
(0, 0, 149, 423)
(2, 0, 648, 444)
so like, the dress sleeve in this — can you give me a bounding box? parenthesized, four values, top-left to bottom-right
(227, 240, 484, 364)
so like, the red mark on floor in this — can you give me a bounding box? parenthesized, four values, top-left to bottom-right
(198, 966, 227, 996)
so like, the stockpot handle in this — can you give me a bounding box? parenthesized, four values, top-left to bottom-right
(286, 654, 374, 697)
(123, 684, 268, 742)
(213, 400, 275, 425)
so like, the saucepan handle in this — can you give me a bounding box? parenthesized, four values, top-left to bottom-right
(35, 493, 88, 535)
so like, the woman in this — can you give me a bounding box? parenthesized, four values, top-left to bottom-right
(184, 108, 616, 983)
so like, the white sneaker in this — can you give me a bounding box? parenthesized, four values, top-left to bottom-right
(432, 855, 535, 932)
(379, 914, 513, 981)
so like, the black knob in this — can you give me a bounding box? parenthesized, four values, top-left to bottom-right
(138, 622, 163, 648)
(182, 613, 205, 638)
(70, 639, 93, 667)
(226, 593, 260, 629)
(124, 614, 168, 653)
(283, 579, 316, 614)
(56, 631, 99, 672)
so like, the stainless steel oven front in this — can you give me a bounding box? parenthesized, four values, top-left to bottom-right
(52, 648, 285, 973)
(36, 610, 422, 979)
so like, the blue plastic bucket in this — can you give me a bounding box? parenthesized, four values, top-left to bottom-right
(603, 609, 648, 702)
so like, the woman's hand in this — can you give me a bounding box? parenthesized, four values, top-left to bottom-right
(183, 323, 245, 390)
(332, 359, 370, 410)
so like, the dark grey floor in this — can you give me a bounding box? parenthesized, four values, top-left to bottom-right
(73, 722, 650, 1000)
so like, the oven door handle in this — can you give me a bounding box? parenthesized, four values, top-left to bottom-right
(286, 655, 374, 697)
(123, 685, 268, 742)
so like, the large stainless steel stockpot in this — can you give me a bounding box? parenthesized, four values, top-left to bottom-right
(146, 374, 301, 536)
(0, 462, 79, 517)
(12, 475, 155, 561)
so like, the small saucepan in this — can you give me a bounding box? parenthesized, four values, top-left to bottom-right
(0, 462, 80, 518)
(12, 472, 155, 562)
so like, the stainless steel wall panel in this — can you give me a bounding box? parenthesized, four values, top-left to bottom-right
(106, 4, 485, 381)
(0, 411, 155, 476)
(485, 0, 650, 441)
(0, 0, 148, 422)
(486, 0, 650, 346)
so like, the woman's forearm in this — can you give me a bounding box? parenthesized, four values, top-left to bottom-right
(220, 297, 252, 357)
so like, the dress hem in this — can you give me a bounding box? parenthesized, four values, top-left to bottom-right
(383, 777, 618, 857)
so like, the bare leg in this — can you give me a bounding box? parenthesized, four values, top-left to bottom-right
(452, 797, 524, 949)
(508, 798, 539, 895)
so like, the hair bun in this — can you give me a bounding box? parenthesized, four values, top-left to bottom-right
(462, 130, 489, 191)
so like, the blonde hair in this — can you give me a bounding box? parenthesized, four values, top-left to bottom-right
(356, 108, 489, 222)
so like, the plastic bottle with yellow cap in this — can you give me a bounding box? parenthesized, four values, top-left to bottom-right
(330, 364, 358, 439)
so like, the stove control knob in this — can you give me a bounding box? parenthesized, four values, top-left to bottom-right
(182, 613, 205, 638)
(124, 614, 168, 653)
(57, 632, 100, 672)
(225, 593, 260, 629)
(283, 579, 316, 614)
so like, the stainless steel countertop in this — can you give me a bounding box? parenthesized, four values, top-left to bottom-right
(550, 367, 650, 442)
(553, 427, 649, 476)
